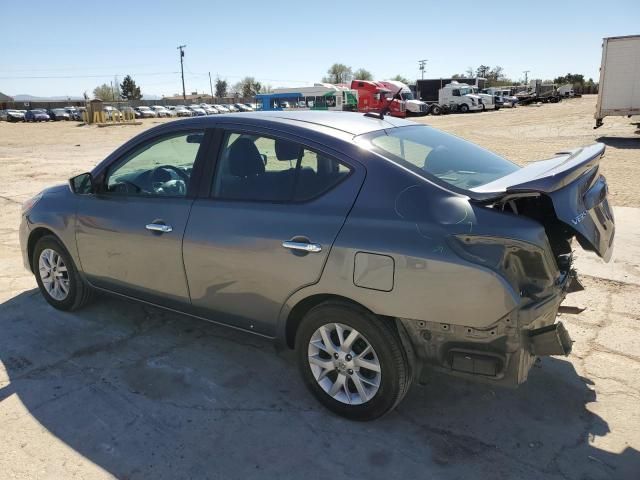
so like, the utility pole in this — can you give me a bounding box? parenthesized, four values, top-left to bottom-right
(209, 72, 214, 101)
(418, 59, 428, 80)
(523, 70, 530, 86)
(177, 45, 187, 101)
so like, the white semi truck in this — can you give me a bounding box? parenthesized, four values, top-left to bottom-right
(434, 81, 484, 114)
(594, 34, 640, 128)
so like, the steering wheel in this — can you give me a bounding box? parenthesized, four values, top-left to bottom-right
(151, 164, 190, 182)
(151, 165, 189, 195)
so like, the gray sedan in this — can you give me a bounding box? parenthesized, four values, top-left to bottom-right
(19, 111, 614, 420)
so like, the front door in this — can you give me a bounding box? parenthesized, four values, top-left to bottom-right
(76, 130, 206, 308)
(183, 130, 364, 336)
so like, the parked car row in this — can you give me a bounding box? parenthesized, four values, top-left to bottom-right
(0, 103, 261, 123)
(0, 106, 86, 122)
(108, 103, 260, 119)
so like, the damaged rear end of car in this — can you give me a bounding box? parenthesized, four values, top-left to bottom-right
(358, 126, 614, 387)
(443, 143, 612, 385)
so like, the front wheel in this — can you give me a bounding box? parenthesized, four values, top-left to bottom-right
(33, 235, 93, 311)
(460, 103, 470, 113)
(296, 301, 412, 421)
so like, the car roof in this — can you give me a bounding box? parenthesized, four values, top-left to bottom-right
(174, 111, 416, 136)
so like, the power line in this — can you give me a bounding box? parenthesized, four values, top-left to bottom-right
(0, 71, 179, 80)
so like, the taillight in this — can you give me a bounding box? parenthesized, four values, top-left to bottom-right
(449, 234, 559, 298)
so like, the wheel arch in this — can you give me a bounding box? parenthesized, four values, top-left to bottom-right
(27, 227, 62, 273)
(283, 293, 397, 350)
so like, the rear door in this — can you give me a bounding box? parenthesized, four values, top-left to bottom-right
(182, 128, 365, 336)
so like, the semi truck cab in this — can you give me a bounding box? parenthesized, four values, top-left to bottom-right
(439, 82, 484, 112)
(350, 80, 407, 118)
(379, 80, 429, 116)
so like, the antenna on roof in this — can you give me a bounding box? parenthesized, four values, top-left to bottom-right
(363, 89, 403, 120)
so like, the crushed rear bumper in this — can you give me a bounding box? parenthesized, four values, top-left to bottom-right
(398, 280, 576, 387)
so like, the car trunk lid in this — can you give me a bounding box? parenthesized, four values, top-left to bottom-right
(471, 143, 615, 261)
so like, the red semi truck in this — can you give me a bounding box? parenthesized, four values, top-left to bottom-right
(350, 80, 406, 118)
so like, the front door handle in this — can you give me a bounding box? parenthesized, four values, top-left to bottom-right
(146, 223, 173, 233)
(282, 240, 322, 253)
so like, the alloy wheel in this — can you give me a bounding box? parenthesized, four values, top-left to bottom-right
(307, 323, 381, 405)
(38, 248, 70, 301)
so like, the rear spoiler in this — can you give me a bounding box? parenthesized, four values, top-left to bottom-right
(470, 143, 606, 201)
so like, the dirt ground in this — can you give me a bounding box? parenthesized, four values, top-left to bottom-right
(0, 96, 639, 479)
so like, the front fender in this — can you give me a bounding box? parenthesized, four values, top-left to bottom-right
(24, 185, 79, 270)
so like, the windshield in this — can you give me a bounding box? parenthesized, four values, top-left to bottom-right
(459, 87, 472, 95)
(356, 125, 519, 190)
(400, 92, 414, 100)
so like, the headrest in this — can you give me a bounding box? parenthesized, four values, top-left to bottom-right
(424, 146, 450, 174)
(227, 138, 265, 177)
(275, 139, 300, 161)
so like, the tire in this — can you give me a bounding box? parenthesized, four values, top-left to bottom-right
(295, 301, 412, 421)
(430, 104, 442, 116)
(460, 103, 470, 113)
(33, 235, 93, 311)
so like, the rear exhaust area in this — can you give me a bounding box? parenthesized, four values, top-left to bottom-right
(528, 322, 573, 356)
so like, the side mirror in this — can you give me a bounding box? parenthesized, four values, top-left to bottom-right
(69, 172, 94, 195)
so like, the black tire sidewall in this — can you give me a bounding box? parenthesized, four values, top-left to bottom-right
(460, 104, 469, 113)
(33, 236, 80, 311)
(296, 303, 408, 421)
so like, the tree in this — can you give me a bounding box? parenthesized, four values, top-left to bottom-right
(465, 66, 475, 78)
(476, 65, 490, 78)
(215, 77, 228, 98)
(261, 84, 273, 93)
(322, 63, 352, 84)
(487, 66, 504, 81)
(553, 73, 585, 86)
(391, 74, 411, 84)
(93, 83, 118, 101)
(236, 76, 261, 97)
(353, 68, 373, 81)
(119, 75, 142, 100)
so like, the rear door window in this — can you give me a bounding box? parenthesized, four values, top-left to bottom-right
(212, 132, 351, 202)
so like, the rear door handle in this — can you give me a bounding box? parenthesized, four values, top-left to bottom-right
(282, 241, 322, 253)
(146, 223, 173, 233)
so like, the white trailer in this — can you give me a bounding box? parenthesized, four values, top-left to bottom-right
(594, 34, 640, 128)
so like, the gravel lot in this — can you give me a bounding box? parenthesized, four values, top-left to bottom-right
(1, 96, 639, 479)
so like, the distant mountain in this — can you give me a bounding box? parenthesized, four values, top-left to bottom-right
(11, 93, 162, 101)
(13, 94, 85, 101)
(13, 93, 162, 102)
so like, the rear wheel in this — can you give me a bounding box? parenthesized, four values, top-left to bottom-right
(33, 235, 93, 311)
(296, 301, 411, 421)
(430, 104, 442, 115)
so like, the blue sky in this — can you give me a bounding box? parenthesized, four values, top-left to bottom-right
(1, 0, 639, 98)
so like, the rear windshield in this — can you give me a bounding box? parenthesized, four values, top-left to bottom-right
(356, 125, 519, 190)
